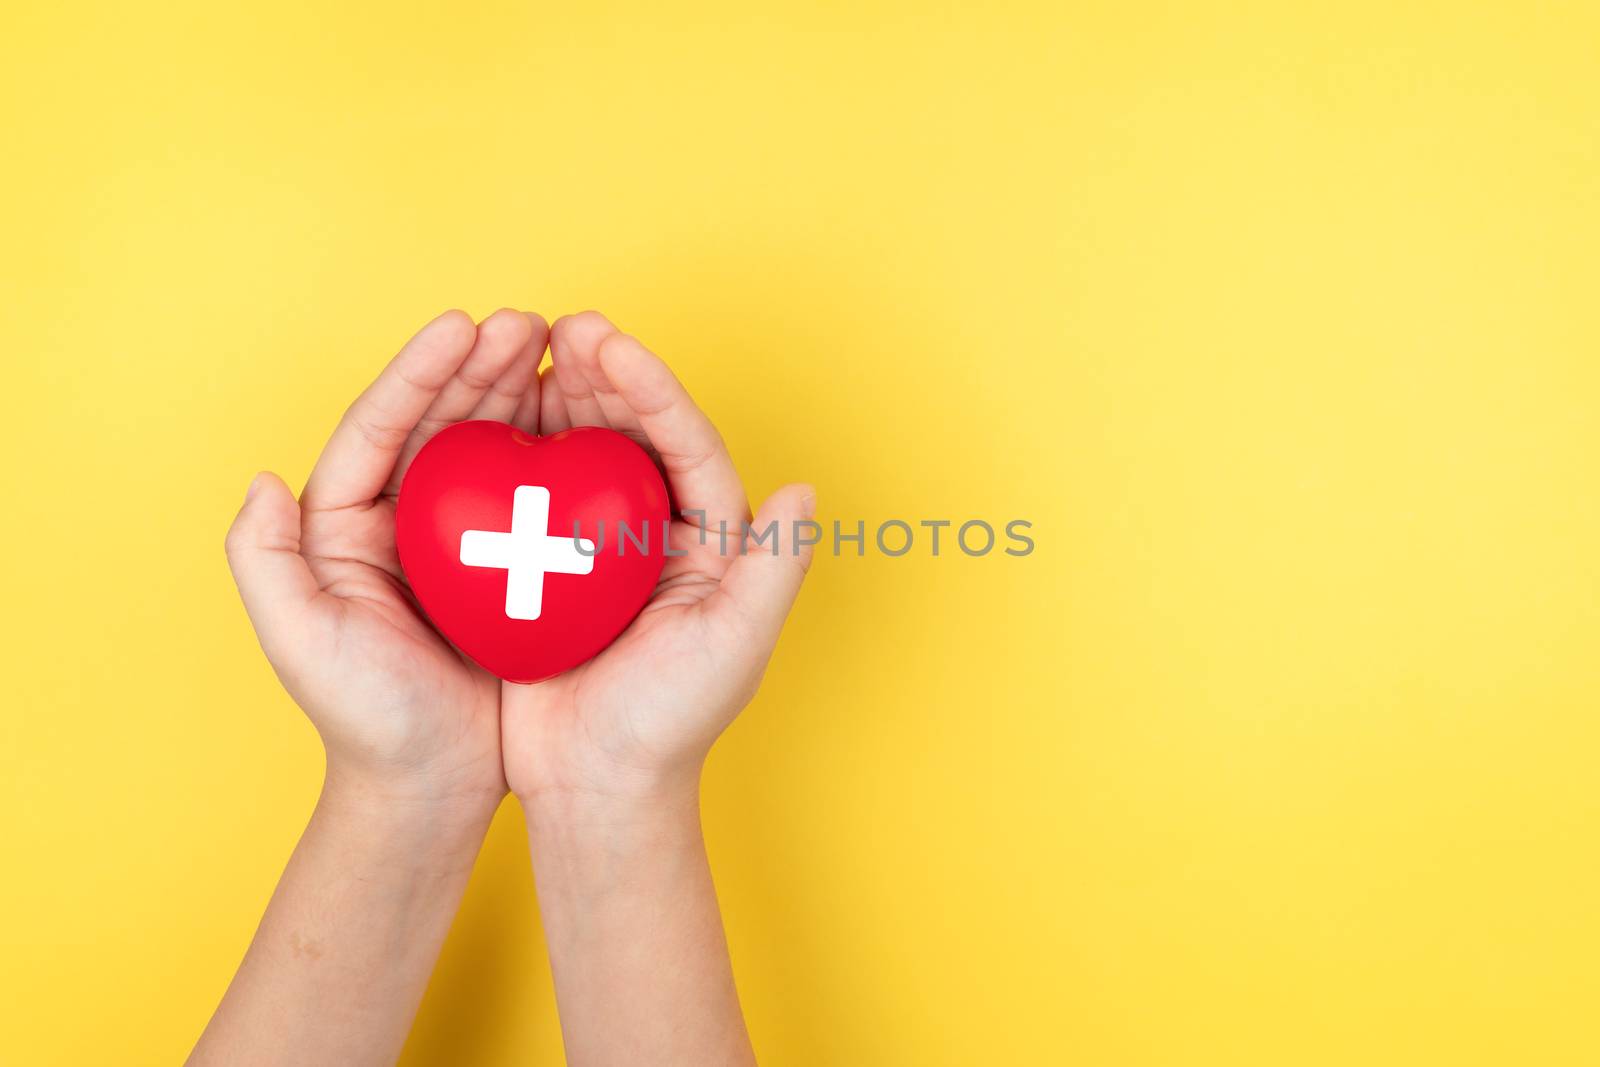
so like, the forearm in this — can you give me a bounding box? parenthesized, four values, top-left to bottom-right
(190, 768, 498, 1066)
(523, 779, 756, 1067)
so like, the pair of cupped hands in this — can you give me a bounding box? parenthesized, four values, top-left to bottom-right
(226, 309, 815, 823)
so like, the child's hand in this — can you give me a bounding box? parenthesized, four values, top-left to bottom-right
(500, 312, 816, 808)
(225, 308, 547, 812)
(210, 308, 791, 1066)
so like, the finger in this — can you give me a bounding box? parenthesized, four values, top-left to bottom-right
(538, 365, 571, 433)
(304, 310, 478, 510)
(383, 309, 533, 494)
(597, 331, 748, 528)
(496, 313, 550, 432)
(548, 311, 645, 438)
(463, 310, 546, 423)
(705, 483, 816, 648)
(547, 311, 612, 427)
(225, 471, 327, 664)
(509, 373, 544, 433)
(388, 308, 531, 474)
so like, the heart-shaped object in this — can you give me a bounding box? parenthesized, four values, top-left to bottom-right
(395, 420, 669, 683)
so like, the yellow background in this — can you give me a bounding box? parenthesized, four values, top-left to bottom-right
(4, 2, 1599, 1063)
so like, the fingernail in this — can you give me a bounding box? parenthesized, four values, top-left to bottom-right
(800, 487, 816, 519)
(245, 474, 263, 503)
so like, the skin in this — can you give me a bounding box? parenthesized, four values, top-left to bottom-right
(194, 308, 813, 1066)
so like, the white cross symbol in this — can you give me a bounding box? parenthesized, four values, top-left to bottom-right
(459, 485, 596, 621)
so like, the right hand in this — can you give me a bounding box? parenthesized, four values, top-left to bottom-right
(224, 308, 548, 811)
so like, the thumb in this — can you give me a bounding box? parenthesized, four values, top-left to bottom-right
(710, 483, 817, 647)
(224, 471, 322, 660)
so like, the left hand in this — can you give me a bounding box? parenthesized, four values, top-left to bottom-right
(499, 312, 816, 810)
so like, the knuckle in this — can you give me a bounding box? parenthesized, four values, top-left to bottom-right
(456, 365, 500, 390)
(346, 406, 409, 451)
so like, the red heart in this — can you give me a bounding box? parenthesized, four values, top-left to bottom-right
(395, 420, 669, 683)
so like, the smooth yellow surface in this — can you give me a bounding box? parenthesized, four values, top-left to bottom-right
(4, 2, 1599, 1063)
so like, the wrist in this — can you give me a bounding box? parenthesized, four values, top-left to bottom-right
(322, 738, 505, 810)
(519, 771, 702, 855)
(515, 760, 700, 823)
(318, 761, 502, 867)
(525, 779, 701, 820)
